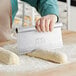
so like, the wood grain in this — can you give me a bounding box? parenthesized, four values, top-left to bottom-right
(62, 30, 76, 44)
(0, 40, 16, 46)
(0, 30, 76, 46)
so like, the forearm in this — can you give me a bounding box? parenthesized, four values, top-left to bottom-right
(21, 0, 37, 9)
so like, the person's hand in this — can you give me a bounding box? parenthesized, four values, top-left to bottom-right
(35, 15, 57, 32)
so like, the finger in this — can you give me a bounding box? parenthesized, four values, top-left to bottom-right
(45, 19, 50, 32)
(40, 18, 45, 32)
(49, 20, 55, 32)
(35, 16, 41, 22)
(35, 25, 41, 32)
(36, 19, 41, 32)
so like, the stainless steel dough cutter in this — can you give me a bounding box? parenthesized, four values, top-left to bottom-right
(17, 23, 63, 54)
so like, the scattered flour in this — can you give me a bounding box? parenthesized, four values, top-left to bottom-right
(0, 43, 76, 72)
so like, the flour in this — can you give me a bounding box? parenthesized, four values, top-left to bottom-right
(0, 43, 76, 72)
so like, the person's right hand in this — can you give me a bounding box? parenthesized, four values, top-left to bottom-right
(35, 15, 57, 32)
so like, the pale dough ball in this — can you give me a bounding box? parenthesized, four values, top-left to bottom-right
(0, 47, 19, 65)
(26, 49, 68, 64)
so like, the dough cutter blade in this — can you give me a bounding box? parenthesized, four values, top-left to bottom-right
(17, 23, 63, 54)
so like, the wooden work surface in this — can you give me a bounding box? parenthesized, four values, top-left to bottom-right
(0, 30, 76, 46)
(0, 30, 76, 76)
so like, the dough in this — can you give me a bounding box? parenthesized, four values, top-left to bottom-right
(26, 49, 68, 64)
(0, 47, 19, 65)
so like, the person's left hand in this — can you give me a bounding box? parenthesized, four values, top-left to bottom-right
(35, 15, 57, 32)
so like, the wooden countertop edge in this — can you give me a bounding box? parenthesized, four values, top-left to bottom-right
(34, 62, 76, 76)
(0, 61, 76, 76)
(23, 61, 76, 76)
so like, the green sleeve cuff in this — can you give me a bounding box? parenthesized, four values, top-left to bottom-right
(37, 0, 59, 22)
(41, 4, 59, 22)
